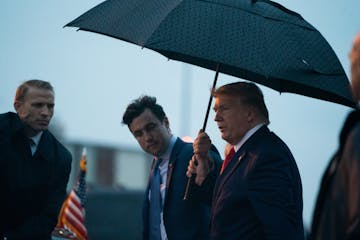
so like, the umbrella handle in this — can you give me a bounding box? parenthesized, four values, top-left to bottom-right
(183, 64, 220, 200)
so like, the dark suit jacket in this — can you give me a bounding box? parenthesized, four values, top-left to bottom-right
(209, 126, 304, 240)
(0, 112, 72, 240)
(142, 137, 222, 240)
(310, 110, 360, 240)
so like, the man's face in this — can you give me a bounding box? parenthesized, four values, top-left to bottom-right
(14, 86, 54, 136)
(213, 94, 252, 145)
(129, 109, 171, 157)
(350, 33, 360, 101)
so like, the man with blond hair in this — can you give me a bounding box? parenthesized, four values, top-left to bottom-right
(0, 79, 72, 239)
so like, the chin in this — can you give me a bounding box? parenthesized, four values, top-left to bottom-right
(146, 149, 157, 157)
(222, 136, 233, 145)
(221, 133, 228, 141)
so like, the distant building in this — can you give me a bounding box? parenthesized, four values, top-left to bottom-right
(65, 141, 151, 192)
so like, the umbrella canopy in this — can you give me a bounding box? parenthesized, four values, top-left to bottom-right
(65, 0, 355, 108)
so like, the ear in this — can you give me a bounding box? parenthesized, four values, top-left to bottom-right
(14, 101, 21, 113)
(246, 106, 256, 123)
(163, 116, 170, 129)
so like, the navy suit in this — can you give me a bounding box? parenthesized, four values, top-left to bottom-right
(210, 126, 304, 240)
(0, 112, 72, 239)
(143, 137, 222, 240)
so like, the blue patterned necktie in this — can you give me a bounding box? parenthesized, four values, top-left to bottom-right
(149, 158, 162, 240)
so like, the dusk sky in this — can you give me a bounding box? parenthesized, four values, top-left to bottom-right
(1, 0, 359, 226)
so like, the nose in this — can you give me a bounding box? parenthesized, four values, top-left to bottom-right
(214, 111, 222, 122)
(143, 130, 153, 142)
(40, 106, 52, 117)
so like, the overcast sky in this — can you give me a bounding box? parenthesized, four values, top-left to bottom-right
(1, 0, 359, 226)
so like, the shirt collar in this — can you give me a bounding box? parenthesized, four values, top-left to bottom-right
(29, 131, 43, 147)
(234, 123, 265, 152)
(157, 135, 177, 163)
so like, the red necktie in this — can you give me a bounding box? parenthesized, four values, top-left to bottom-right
(221, 147, 235, 174)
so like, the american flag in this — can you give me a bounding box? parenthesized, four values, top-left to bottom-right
(55, 148, 88, 240)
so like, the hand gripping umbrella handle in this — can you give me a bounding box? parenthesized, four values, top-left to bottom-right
(183, 64, 220, 200)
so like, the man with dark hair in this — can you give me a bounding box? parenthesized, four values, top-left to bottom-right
(187, 81, 304, 240)
(122, 95, 222, 240)
(309, 32, 360, 240)
(0, 79, 72, 239)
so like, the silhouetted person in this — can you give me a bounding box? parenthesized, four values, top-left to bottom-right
(309, 32, 360, 240)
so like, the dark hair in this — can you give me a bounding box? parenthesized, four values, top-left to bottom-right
(212, 81, 269, 121)
(15, 79, 54, 102)
(122, 95, 166, 126)
(339, 110, 360, 155)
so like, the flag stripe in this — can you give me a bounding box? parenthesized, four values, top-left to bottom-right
(63, 216, 87, 240)
(67, 192, 84, 217)
(67, 201, 84, 223)
(64, 194, 86, 229)
(56, 148, 88, 240)
(64, 206, 87, 235)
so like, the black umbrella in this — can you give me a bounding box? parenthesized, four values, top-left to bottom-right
(65, 0, 355, 108)
(65, 0, 356, 198)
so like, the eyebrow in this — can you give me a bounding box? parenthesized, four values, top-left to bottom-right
(132, 122, 158, 135)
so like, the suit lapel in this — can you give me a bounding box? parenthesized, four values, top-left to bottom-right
(166, 162, 174, 192)
(164, 138, 181, 205)
(213, 126, 269, 201)
(213, 151, 246, 200)
(36, 131, 55, 161)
